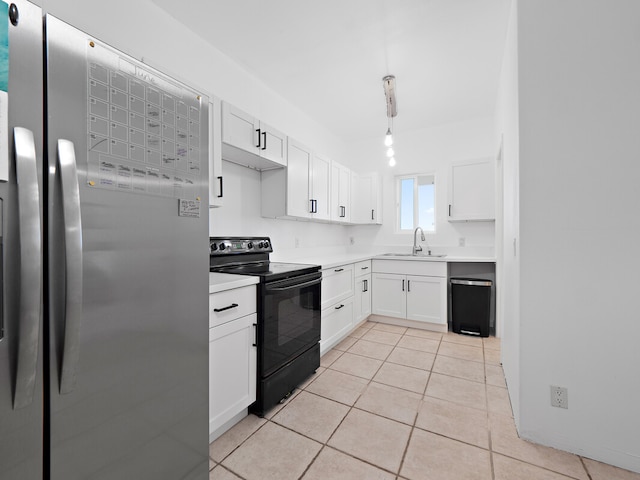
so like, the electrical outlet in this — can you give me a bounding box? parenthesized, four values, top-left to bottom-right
(458, 237, 466, 247)
(550, 385, 568, 409)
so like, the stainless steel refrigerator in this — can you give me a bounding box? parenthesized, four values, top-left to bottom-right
(0, 2, 209, 478)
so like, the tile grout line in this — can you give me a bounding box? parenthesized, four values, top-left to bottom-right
(578, 456, 594, 480)
(396, 330, 444, 478)
(315, 325, 422, 478)
(293, 327, 405, 478)
(484, 342, 497, 480)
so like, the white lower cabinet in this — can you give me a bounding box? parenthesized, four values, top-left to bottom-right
(371, 273, 406, 318)
(320, 263, 355, 354)
(209, 286, 257, 441)
(353, 260, 372, 324)
(406, 275, 446, 323)
(372, 260, 447, 327)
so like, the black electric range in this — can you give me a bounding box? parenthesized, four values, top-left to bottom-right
(209, 237, 322, 416)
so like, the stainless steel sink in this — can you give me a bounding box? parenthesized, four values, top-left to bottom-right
(379, 253, 447, 258)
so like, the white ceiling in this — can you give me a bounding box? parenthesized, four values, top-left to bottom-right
(152, 0, 511, 142)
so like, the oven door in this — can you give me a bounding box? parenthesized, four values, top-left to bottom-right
(260, 271, 321, 377)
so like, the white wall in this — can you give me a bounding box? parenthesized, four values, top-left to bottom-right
(504, 0, 640, 472)
(495, 0, 521, 423)
(36, 0, 356, 247)
(347, 118, 496, 252)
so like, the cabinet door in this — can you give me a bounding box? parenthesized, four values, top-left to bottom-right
(372, 273, 406, 318)
(331, 162, 351, 222)
(351, 173, 381, 224)
(209, 314, 257, 435)
(311, 153, 331, 221)
(209, 98, 224, 207)
(221, 102, 258, 153)
(406, 275, 447, 324)
(354, 274, 372, 323)
(286, 139, 312, 218)
(259, 121, 287, 166)
(448, 157, 495, 221)
(338, 165, 351, 222)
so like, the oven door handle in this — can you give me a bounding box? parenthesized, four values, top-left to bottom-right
(266, 277, 321, 292)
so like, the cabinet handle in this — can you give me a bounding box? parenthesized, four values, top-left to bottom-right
(371, 209, 374, 221)
(310, 199, 318, 214)
(340, 205, 345, 217)
(255, 128, 261, 148)
(402, 279, 405, 291)
(408, 280, 411, 292)
(261, 131, 267, 150)
(217, 176, 223, 198)
(335, 304, 345, 310)
(213, 303, 238, 313)
(361, 266, 369, 270)
(449, 204, 452, 217)
(252, 323, 257, 347)
(363, 279, 368, 292)
(334, 268, 344, 272)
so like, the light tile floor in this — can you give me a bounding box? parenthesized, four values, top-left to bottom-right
(209, 321, 640, 480)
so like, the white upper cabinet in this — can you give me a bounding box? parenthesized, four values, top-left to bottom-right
(285, 139, 313, 218)
(261, 138, 331, 221)
(351, 172, 382, 225)
(209, 98, 224, 207)
(311, 153, 331, 221)
(448, 157, 495, 222)
(330, 161, 351, 223)
(221, 102, 287, 170)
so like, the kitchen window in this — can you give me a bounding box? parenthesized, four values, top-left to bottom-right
(396, 173, 436, 232)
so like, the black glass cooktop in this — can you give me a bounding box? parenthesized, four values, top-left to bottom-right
(212, 261, 320, 281)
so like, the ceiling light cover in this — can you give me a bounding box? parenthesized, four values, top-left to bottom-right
(383, 75, 397, 118)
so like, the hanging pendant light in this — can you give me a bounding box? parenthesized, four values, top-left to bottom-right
(383, 75, 397, 166)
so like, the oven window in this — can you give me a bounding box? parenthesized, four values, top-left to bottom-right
(277, 288, 316, 347)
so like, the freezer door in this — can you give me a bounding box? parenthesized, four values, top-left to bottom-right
(0, 1, 44, 479)
(46, 15, 209, 480)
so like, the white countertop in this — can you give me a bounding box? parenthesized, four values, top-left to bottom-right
(209, 272, 259, 294)
(271, 252, 495, 270)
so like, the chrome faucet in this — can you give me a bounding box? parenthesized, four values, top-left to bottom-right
(413, 227, 425, 255)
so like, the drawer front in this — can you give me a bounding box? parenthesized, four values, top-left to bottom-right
(321, 264, 354, 310)
(320, 296, 354, 353)
(354, 260, 372, 277)
(372, 259, 446, 277)
(209, 285, 256, 328)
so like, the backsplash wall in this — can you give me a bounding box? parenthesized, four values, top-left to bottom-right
(209, 161, 350, 251)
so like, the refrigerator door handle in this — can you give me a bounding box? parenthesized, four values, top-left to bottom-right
(57, 139, 83, 394)
(13, 127, 42, 409)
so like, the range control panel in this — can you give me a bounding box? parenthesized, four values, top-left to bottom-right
(209, 237, 273, 255)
